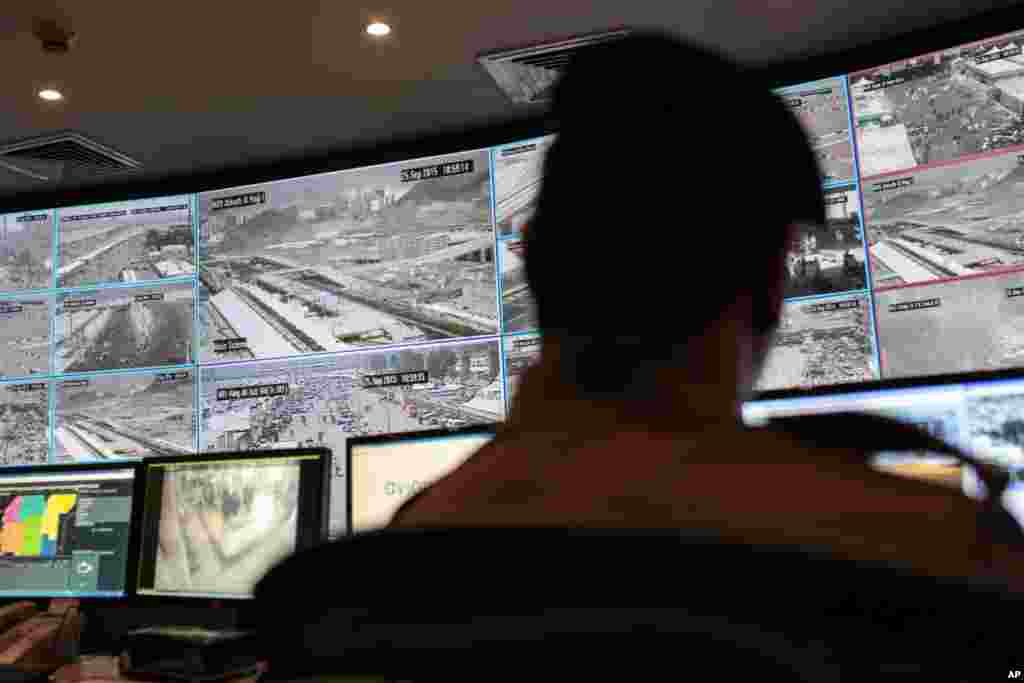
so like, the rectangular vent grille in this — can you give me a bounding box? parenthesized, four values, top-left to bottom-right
(0, 132, 139, 182)
(478, 29, 630, 104)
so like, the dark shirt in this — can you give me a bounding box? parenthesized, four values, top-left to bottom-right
(389, 413, 1024, 590)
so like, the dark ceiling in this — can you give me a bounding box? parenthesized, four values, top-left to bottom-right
(2, 0, 1023, 203)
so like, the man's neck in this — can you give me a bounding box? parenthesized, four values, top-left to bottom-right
(506, 358, 745, 438)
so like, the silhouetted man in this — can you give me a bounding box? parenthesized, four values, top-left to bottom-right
(391, 32, 1024, 589)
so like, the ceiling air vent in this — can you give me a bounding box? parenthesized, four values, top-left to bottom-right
(0, 132, 139, 183)
(478, 29, 630, 105)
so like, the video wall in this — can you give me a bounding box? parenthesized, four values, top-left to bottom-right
(758, 28, 1024, 390)
(9, 27, 1024, 533)
(742, 377, 1024, 504)
(0, 139, 549, 535)
(746, 27, 1024, 482)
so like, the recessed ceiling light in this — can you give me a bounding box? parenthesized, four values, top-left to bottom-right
(38, 88, 63, 102)
(366, 22, 391, 37)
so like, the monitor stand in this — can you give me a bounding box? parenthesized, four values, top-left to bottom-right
(80, 601, 242, 656)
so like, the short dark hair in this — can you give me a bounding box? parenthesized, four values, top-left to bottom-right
(524, 31, 825, 394)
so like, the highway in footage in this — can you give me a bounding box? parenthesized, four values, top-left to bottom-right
(58, 287, 194, 374)
(57, 414, 190, 460)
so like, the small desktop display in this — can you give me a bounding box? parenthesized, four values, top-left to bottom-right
(0, 464, 137, 598)
(134, 449, 329, 600)
(347, 426, 495, 533)
(743, 385, 967, 488)
(742, 378, 1024, 517)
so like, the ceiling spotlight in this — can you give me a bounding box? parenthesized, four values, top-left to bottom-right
(38, 89, 63, 102)
(366, 22, 391, 37)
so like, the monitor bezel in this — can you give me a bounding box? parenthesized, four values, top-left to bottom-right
(345, 424, 498, 533)
(0, 460, 143, 602)
(132, 447, 331, 603)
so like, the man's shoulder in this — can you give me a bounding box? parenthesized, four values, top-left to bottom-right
(750, 426, 978, 512)
(389, 440, 510, 528)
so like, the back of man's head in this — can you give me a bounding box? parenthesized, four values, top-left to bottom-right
(525, 31, 826, 395)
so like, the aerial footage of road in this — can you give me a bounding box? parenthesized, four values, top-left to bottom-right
(199, 339, 503, 533)
(154, 462, 299, 596)
(57, 283, 194, 374)
(199, 259, 454, 363)
(0, 297, 51, 378)
(0, 212, 52, 292)
(494, 136, 554, 235)
(863, 149, 1024, 288)
(199, 150, 497, 361)
(55, 371, 195, 462)
(756, 293, 878, 391)
(784, 187, 867, 299)
(58, 197, 194, 288)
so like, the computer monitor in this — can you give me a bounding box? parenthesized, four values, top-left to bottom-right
(744, 385, 967, 485)
(347, 426, 495, 533)
(743, 379, 1024, 496)
(0, 463, 138, 599)
(134, 448, 330, 600)
(745, 382, 1024, 528)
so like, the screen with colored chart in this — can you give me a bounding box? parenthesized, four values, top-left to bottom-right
(0, 466, 136, 598)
